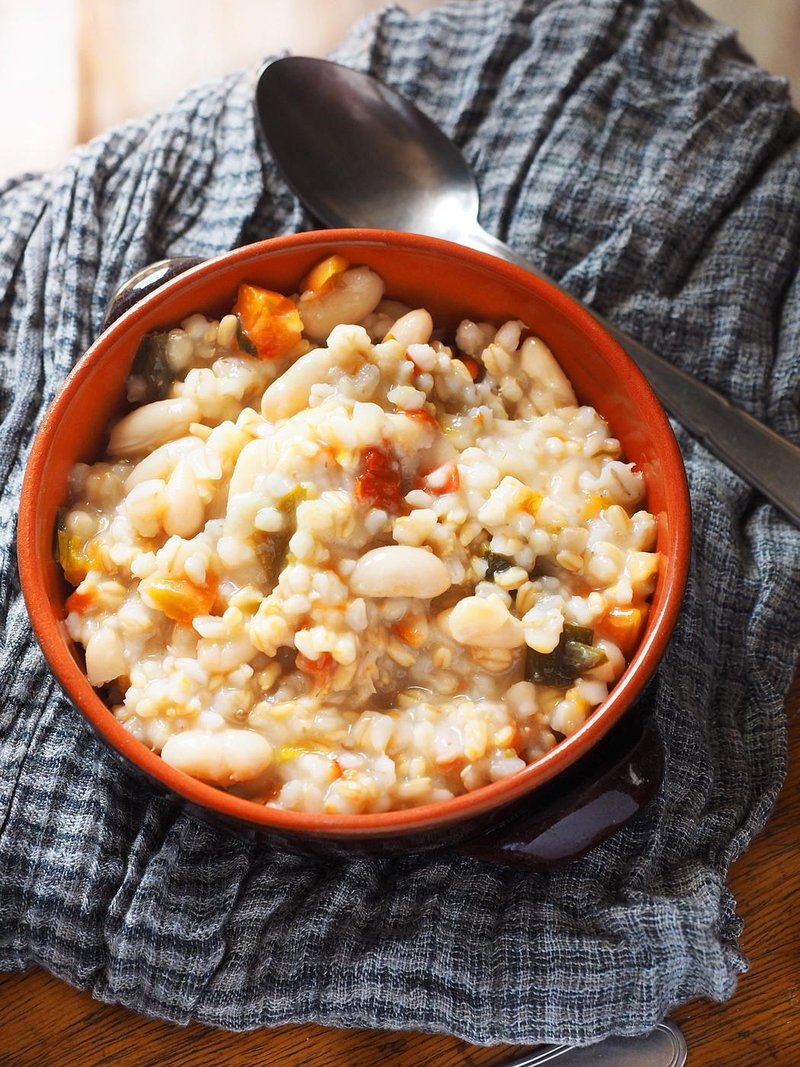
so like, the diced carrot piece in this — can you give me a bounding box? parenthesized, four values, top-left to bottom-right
(145, 575, 218, 626)
(296, 651, 334, 675)
(299, 254, 350, 293)
(420, 462, 460, 495)
(392, 616, 427, 648)
(232, 282, 303, 359)
(599, 606, 645, 657)
(520, 487, 541, 515)
(65, 586, 98, 615)
(582, 493, 609, 521)
(458, 356, 481, 381)
(399, 407, 438, 428)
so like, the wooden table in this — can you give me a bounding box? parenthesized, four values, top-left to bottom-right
(2, 675, 797, 1067)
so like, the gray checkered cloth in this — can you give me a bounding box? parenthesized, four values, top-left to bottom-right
(1, 0, 798, 1047)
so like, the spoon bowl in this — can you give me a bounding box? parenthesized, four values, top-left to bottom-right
(257, 56, 480, 239)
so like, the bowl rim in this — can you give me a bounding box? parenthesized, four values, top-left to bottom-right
(18, 228, 691, 838)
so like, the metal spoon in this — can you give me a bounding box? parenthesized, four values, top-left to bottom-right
(498, 1020, 687, 1066)
(256, 55, 800, 527)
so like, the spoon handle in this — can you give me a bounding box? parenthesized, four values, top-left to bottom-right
(497, 1019, 687, 1066)
(465, 226, 800, 527)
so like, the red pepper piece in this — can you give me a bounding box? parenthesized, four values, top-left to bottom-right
(420, 462, 460, 495)
(355, 446, 405, 513)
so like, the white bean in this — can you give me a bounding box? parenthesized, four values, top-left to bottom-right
(298, 266, 385, 342)
(445, 594, 525, 649)
(163, 459, 205, 538)
(227, 438, 268, 501)
(125, 436, 202, 490)
(519, 337, 577, 413)
(160, 728, 273, 784)
(108, 398, 200, 456)
(386, 308, 433, 348)
(125, 478, 167, 538)
(85, 628, 127, 686)
(261, 344, 362, 421)
(350, 546, 451, 599)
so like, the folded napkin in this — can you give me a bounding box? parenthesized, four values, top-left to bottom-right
(1, 0, 799, 1046)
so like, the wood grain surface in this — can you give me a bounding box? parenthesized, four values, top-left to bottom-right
(1, 674, 797, 1067)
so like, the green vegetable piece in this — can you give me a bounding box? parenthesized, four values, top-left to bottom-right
(131, 332, 171, 401)
(525, 623, 607, 688)
(561, 640, 607, 675)
(255, 533, 289, 584)
(563, 623, 593, 646)
(479, 542, 512, 581)
(254, 486, 308, 583)
(56, 527, 89, 587)
(276, 484, 308, 515)
(235, 315, 258, 357)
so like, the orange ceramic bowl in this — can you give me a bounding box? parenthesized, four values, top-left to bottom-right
(18, 230, 690, 860)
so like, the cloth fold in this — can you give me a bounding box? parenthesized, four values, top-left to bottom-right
(1, 0, 799, 1046)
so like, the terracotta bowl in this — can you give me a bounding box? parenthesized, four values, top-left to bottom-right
(18, 230, 691, 866)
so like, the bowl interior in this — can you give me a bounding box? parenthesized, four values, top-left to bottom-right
(19, 230, 690, 836)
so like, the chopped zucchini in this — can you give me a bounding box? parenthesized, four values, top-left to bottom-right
(255, 533, 289, 584)
(131, 332, 171, 401)
(254, 484, 308, 583)
(479, 542, 512, 581)
(235, 316, 258, 356)
(57, 528, 90, 586)
(276, 484, 308, 515)
(525, 623, 607, 687)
